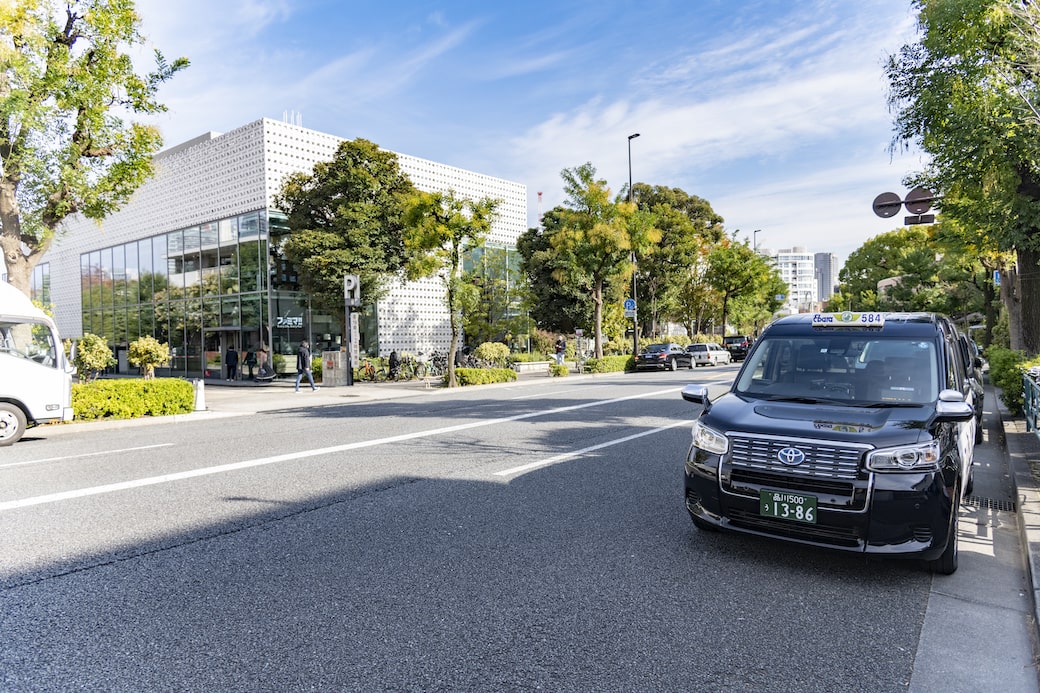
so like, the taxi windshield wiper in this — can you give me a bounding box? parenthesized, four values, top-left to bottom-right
(861, 401, 924, 408)
(763, 395, 851, 406)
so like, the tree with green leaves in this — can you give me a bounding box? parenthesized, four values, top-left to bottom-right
(550, 163, 660, 359)
(275, 138, 416, 336)
(629, 183, 725, 337)
(516, 209, 595, 334)
(703, 239, 775, 336)
(74, 332, 113, 381)
(839, 228, 935, 310)
(404, 189, 499, 387)
(0, 0, 187, 296)
(670, 238, 720, 337)
(837, 226, 986, 318)
(729, 270, 787, 336)
(128, 335, 169, 379)
(886, 0, 1040, 353)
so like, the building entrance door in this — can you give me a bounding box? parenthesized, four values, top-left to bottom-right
(204, 328, 241, 380)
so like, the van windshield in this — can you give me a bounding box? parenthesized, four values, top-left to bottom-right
(734, 336, 938, 405)
(0, 318, 59, 368)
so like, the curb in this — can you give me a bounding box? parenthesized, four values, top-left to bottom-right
(995, 385, 1040, 648)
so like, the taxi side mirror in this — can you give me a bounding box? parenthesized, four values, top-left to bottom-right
(682, 384, 712, 412)
(936, 389, 974, 422)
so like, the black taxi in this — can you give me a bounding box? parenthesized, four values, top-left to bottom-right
(681, 312, 977, 574)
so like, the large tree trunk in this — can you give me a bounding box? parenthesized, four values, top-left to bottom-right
(0, 177, 39, 297)
(1002, 263, 1024, 352)
(1015, 246, 1040, 354)
(593, 278, 604, 359)
(982, 270, 998, 349)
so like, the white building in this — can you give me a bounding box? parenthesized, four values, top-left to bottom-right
(765, 246, 818, 314)
(38, 118, 526, 378)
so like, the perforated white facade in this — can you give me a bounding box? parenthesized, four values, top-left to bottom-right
(45, 118, 527, 358)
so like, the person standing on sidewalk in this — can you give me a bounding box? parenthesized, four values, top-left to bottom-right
(226, 345, 239, 381)
(295, 340, 319, 392)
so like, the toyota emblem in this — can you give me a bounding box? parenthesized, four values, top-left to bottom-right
(777, 447, 806, 466)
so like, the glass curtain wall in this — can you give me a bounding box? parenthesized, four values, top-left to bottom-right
(78, 210, 286, 379)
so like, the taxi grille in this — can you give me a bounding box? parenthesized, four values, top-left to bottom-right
(728, 434, 866, 481)
(726, 509, 864, 548)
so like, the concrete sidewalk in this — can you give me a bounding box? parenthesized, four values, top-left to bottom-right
(911, 386, 1040, 691)
(1000, 386, 1040, 659)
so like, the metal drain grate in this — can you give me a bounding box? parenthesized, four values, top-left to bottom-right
(964, 496, 1017, 512)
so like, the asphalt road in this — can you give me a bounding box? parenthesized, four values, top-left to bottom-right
(0, 367, 1036, 691)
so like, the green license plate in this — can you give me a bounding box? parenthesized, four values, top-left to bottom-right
(760, 490, 817, 524)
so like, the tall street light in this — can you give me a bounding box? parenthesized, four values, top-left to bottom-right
(628, 132, 640, 357)
(753, 229, 761, 253)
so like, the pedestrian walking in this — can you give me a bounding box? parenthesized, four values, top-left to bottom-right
(244, 349, 257, 379)
(226, 345, 239, 381)
(295, 340, 319, 392)
(555, 337, 566, 365)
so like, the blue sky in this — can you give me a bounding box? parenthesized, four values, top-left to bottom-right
(134, 0, 926, 262)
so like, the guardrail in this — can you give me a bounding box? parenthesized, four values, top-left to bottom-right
(1025, 369, 1040, 434)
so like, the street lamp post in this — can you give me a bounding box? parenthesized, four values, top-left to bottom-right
(628, 132, 640, 357)
(753, 229, 760, 253)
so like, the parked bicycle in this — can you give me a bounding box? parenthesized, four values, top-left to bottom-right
(359, 357, 389, 382)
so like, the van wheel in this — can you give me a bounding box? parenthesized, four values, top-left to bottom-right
(928, 485, 961, 575)
(975, 419, 983, 444)
(0, 402, 27, 447)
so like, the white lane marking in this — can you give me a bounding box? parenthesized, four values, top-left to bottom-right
(493, 420, 690, 478)
(0, 444, 175, 470)
(510, 386, 589, 400)
(0, 387, 682, 512)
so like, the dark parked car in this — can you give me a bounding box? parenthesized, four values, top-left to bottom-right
(681, 311, 978, 574)
(723, 335, 754, 360)
(635, 343, 692, 371)
(957, 333, 985, 443)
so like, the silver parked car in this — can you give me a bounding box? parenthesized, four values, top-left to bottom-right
(687, 342, 732, 366)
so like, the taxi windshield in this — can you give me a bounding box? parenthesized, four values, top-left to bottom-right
(734, 336, 938, 405)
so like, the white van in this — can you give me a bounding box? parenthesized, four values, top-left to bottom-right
(0, 280, 75, 445)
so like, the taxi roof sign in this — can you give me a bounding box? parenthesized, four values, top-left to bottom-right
(811, 312, 885, 327)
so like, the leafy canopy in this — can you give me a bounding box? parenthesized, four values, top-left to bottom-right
(0, 0, 188, 293)
(404, 189, 500, 386)
(275, 137, 416, 317)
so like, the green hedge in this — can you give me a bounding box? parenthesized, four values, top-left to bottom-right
(454, 367, 518, 386)
(987, 347, 1040, 416)
(548, 363, 569, 377)
(510, 352, 549, 363)
(72, 378, 195, 420)
(584, 355, 634, 373)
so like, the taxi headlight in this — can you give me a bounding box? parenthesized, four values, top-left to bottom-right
(691, 419, 728, 455)
(866, 439, 941, 472)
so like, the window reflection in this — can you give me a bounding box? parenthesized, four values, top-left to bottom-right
(74, 210, 323, 377)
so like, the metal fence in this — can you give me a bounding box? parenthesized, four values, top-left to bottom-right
(1025, 369, 1040, 434)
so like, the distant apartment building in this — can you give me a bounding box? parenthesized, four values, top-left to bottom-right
(814, 252, 839, 303)
(34, 118, 527, 379)
(764, 247, 818, 314)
